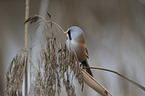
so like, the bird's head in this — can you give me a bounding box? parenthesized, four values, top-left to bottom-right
(64, 26, 84, 42)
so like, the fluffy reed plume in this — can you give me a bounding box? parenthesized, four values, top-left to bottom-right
(5, 51, 25, 96)
(25, 15, 83, 96)
(31, 32, 83, 96)
(5, 14, 83, 96)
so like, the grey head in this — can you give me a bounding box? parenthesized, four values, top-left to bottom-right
(66, 26, 85, 43)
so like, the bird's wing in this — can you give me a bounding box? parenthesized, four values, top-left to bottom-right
(85, 47, 89, 59)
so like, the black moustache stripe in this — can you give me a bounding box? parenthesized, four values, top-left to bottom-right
(68, 30, 72, 40)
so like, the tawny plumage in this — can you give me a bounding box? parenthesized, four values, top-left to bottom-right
(64, 26, 93, 76)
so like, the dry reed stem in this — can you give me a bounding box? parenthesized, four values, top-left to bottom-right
(81, 69, 111, 96)
(24, 0, 30, 95)
(85, 67, 145, 91)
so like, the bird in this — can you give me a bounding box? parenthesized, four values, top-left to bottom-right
(64, 26, 93, 76)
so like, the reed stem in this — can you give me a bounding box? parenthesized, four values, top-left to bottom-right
(24, 0, 29, 95)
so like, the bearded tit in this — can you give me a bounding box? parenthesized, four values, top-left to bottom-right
(64, 26, 93, 76)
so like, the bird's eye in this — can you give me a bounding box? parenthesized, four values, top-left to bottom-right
(68, 30, 72, 40)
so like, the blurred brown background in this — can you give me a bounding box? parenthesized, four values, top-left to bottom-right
(1, 0, 145, 96)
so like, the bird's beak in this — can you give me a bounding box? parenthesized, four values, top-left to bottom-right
(64, 32, 68, 34)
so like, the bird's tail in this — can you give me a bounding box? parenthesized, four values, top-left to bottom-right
(81, 60, 93, 76)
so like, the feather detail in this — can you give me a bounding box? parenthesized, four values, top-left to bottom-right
(85, 47, 89, 58)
